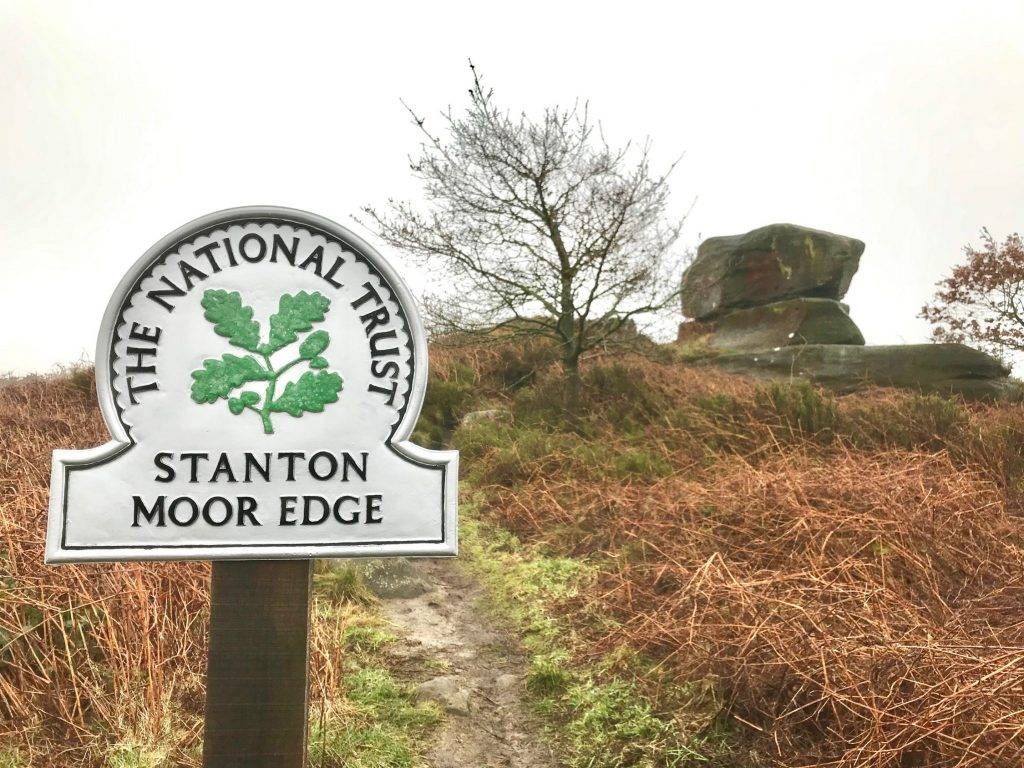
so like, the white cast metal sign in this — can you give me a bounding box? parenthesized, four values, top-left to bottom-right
(46, 206, 458, 562)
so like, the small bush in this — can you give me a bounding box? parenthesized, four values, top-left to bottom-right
(454, 422, 584, 486)
(582, 363, 671, 428)
(844, 392, 969, 451)
(66, 365, 96, 395)
(754, 380, 838, 439)
(672, 340, 717, 363)
(494, 339, 558, 390)
(508, 361, 674, 433)
(693, 391, 743, 418)
(412, 361, 477, 448)
(965, 413, 1024, 493)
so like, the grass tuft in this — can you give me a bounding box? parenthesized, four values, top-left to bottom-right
(314, 560, 378, 605)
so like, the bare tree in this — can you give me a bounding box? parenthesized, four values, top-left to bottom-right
(360, 64, 687, 388)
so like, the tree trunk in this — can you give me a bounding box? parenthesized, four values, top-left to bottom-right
(563, 350, 582, 416)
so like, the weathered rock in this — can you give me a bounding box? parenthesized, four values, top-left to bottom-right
(358, 558, 430, 599)
(414, 675, 472, 715)
(704, 343, 1014, 399)
(681, 223, 864, 319)
(703, 298, 864, 352)
(494, 673, 520, 692)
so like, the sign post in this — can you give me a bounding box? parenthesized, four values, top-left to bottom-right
(203, 560, 312, 767)
(46, 207, 458, 765)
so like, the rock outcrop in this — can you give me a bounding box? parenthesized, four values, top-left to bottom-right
(699, 297, 864, 353)
(681, 223, 864, 320)
(679, 223, 867, 354)
(708, 344, 1014, 399)
(678, 223, 1015, 399)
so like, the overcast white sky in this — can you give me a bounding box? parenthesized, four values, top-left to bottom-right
(2, 1, 1023, 374)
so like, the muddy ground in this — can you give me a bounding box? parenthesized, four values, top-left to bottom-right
(379, 558, 558, 768)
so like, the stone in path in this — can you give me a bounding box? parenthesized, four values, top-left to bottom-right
(382, 558, 557, 768)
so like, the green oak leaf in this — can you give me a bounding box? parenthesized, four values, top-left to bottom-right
(227, 390, 260, 414)
(190, 288, 344, 433)
(299, 330, 330, 359)
(270, 371, 343, 417)
(201, 289, 261, 352)
(239, 391, 260, 406)
(264, 291, 330, 354)
(190, 354, 271, 404)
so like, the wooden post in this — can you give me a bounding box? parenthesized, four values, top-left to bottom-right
(203, 560, 313, 768)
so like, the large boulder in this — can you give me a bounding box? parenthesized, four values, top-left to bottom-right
(705, 298, 864, 352)
(704, 343, 1014, 400)
(681, 223, 864, 319)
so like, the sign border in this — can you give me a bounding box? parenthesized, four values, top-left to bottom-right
(45, 206, 458, 563)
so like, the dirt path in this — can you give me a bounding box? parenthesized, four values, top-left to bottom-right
(382, 558, 558, 768)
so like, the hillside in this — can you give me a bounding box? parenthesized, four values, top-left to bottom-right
(424, 342, 1024, 766)
(3, 347, 1024, 766)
